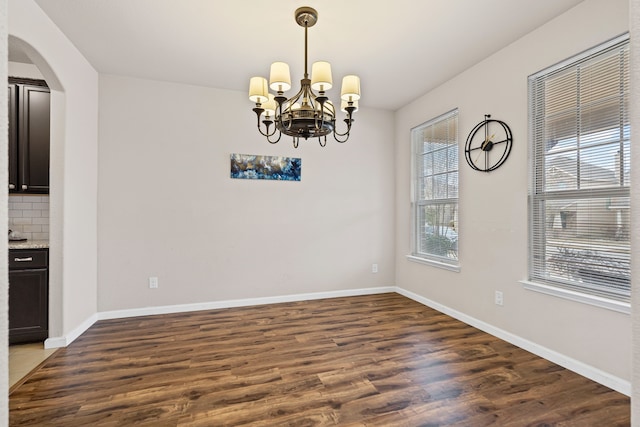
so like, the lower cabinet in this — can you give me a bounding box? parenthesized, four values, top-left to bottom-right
(9, 249, 48, 344)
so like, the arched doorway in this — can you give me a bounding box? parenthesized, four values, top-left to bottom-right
(7, 35, 63, 351)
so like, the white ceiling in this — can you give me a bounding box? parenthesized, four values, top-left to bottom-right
(27, 0, 585, 111)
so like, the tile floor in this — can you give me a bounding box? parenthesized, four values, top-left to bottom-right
(9, 343, 57, 388)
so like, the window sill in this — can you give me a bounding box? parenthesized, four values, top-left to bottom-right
(406, 255, 461, 272)
(519, 280, 630, 314)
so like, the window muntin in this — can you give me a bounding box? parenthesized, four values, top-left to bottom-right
(529, 35, 630, 302)
(412, 110, 459, 265)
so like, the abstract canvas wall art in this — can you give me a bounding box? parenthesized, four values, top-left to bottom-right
(230, 154, 301, 181)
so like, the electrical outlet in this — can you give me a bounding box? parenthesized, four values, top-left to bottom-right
(372, 263, 378, 273)
(149, 277, 159, 289)
(494, 290, 503, 306)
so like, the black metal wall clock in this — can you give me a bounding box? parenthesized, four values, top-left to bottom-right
(464, 114, 513, 172)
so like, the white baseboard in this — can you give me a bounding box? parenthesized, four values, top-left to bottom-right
(43, 336, 66, 349)
(395, 287, 631, 397)
(44, 312, 99, 349)
(98, 286, 396, 321)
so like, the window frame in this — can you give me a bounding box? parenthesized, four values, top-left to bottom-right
(408, 109, 460, 271)
(526, 34, 630, 311)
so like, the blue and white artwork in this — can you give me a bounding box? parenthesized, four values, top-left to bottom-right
(230, 154, 301, 181)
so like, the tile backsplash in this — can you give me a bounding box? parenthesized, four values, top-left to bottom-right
(8, 194, 49, 240)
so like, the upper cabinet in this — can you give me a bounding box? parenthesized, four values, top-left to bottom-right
(8, 78, 50, 194)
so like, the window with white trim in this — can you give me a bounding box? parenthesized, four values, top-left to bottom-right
(411, 109, 459, 267)
(528, 34, 630, 303)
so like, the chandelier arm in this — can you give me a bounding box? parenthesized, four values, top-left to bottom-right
(333, 131, 350, 143)
(256, 124, 277, 138)
(266, 129, 283, 144)
(318, 135, 327, 147)
(253, 108, 279, 138)
(333, 125, 351, 138)
(313, 95, 331, 133)
(332, 116, 354, 141)
(272, 94, 288, 133)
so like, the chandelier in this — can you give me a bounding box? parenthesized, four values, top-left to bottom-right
(248, 6, 361, 148)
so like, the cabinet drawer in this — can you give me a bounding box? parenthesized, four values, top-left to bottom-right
(9, 250, 48, 269)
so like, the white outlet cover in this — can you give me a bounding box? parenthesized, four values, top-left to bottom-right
(149, 277, 159, 288)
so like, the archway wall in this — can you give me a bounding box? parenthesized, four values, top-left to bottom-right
(8, 0, 99, 340)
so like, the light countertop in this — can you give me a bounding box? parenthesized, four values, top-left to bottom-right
(8, 240, 49, 250)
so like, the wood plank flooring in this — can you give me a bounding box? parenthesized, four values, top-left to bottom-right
(9, 293, 630, 426)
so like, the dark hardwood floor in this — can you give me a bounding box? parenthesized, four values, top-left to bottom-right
(9, 293, 629, 426)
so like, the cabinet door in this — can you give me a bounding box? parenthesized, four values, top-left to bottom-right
(19, 85, 50, 193)
(9, 268, 49, 344)
(8, 84, 18, 191)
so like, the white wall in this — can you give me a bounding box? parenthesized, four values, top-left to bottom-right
(8, 61, 43, 79)
(8, 0, 99, 342)
(98, 74, 395, 311)
(395, 0, 630, 384)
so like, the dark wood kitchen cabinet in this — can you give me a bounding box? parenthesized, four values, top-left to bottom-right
(8, 78, 50, 194)
(9, 248, 49, 344)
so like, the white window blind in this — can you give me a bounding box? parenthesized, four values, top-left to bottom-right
(528, 35, 630, 302)
(411, 109, 459, 266)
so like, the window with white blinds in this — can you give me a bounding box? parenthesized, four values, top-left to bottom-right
(411, 109, 459, 267)
(528, 34, 630, 302)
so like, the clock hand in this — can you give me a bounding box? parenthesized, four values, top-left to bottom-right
(475, 149, 483, 164)
(480, 134, 495, 150)
(475, 134, 496, 163)
(476, 133, 496, 162)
